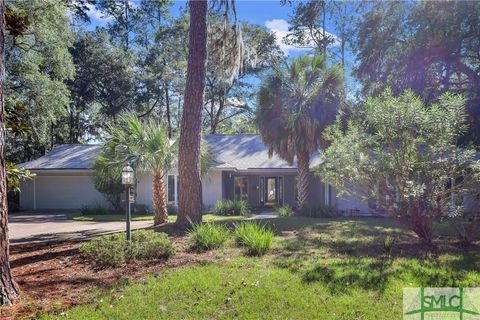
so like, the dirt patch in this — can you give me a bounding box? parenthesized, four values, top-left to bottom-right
(1, 232, 221, 320)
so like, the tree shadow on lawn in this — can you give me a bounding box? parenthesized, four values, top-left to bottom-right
(269, 217, 480, 294)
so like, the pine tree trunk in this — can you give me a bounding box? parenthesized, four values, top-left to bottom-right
(176, 0, 207, 227)
(153, 169, 168, 225)
(296, 151, 312, 211)
(0, 0, 19, 305)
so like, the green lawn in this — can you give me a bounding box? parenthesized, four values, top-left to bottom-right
(40, 217, 480, 319)
(72, 213, 248, 222)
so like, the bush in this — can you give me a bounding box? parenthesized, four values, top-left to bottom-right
(298, 202, 338, 218)
(383, 235, 395, 257)
(276, 205, 293, 217)
(134, 204, 150, 215)
(167, 204, 177, 216)
(214, 199, 249, 216)
(80, 203, 109, 216)
(234, 222, 273, 256)
(189, 223, 230, 252)
(80, 230, 175, 267)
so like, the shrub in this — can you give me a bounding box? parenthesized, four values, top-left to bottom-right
(214, 199, 249, 216)
(234, 222, 273, 256)
(383, 235, 395, 257)
(299, 202, 338, 218)
(80, 230, 174, 267)
(80, 203, 109, 216)
(134, 204, 150, 215)
(189, 223, 230, 252)
(167, 204, 177, 216)
(276, 205, 293, 217)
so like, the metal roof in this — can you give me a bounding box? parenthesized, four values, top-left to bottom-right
(20, 135, 321, 171)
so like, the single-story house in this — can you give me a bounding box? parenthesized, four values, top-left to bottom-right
(19, 134, 370, 214)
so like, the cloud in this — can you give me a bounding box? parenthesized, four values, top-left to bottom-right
(265, 19, 340, 56)
(86, 4, 113, 24)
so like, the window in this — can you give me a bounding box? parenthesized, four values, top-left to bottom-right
(234, 176, 248, 201)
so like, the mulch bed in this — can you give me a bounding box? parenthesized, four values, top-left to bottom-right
(1, 229, 219, 320)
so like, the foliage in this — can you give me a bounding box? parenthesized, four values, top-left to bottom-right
(354, 1, 480, 144)
(316, 89, 480, 244)
(442, 210, 480, 247)
(214, 199, 249, 216)
(256, 53, 343, 209)
(80, 230, 174, 267)
(5, 0, 75, 163)
(6, 161, 34, 193)
(93, 154, 123, 212)
(276, 205, 293, 217)
(256, 53, 343, 164)
(234, 222, 273, 256)
(188, 223, 230, 252)
(166, 204, 177, 216)
(382, 235, 395, 257)
(284, 0, 333, 54)
(94, 113, 176, 224)
(133, 204, 150, 215)
(66, 30, 138, 142)
(204, 21, 283, 134)
(298, 202, 338, 218)
(80, 203, 109, 216)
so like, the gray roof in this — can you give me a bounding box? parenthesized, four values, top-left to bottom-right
(21, 134, 321, 171)
(20, 144, 102, 170)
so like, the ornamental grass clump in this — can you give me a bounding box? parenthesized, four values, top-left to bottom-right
(234, 222, 273, 256)
(276, 205, 293, 217)
(189, 223, 230, 252)
(214, 199, 249, 216)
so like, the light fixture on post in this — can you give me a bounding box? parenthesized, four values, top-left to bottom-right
(122, 165, 134, 241)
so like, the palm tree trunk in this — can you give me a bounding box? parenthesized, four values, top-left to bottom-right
(0, 0, 19, 305)
(297, 150, 312, 211)
(176, 0, 208, 227)
(153, 170, 168, 225)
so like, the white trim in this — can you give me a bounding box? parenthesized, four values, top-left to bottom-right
(33, 176, 37, 210)
(174, 175, 178, 206)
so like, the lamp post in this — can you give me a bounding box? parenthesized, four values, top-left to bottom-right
(122, 165, 134, 241)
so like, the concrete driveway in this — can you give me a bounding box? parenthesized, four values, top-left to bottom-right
(8, 212, 152, 245)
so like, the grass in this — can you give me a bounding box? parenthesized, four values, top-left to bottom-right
(189, 223, 230, 252)
(39, 217, 480, 319)
(72, 213, 247, 222)
(234, 222, 273, 256)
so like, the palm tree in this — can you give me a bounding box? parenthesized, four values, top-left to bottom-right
(256, 54, 343, 210)
(98, 113, 176, 225)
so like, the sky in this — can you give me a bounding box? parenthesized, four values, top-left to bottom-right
(84, 0, 358, 95)
(85, 0, 336, 57)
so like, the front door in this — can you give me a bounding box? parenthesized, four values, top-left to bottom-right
(265, 177, 277, 207)
(260, 177, 284, 207)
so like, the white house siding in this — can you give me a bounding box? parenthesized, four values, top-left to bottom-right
(336, 195, 371, 215)
(135, 171, 154, 209)
(202, 170, 223, 210)
(135, 170, 223, 211)
(20, 171, 109, 210)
